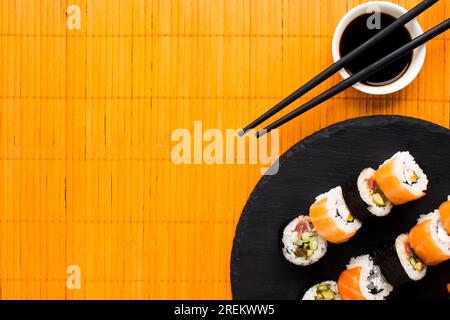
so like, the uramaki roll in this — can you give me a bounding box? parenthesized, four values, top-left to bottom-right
(281, 215, 328, 266)
(409, 210, 450, 266)
(438, 196, 450, 235)
(338, 255, 393, 300)
(374, 152, 428, 205)
(302, 281, 341, 300)
(309, 186, 362, 244)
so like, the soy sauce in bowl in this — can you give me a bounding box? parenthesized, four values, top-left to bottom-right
(339, 13, 413, 87)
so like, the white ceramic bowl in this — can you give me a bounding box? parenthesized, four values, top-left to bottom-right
(332, 1, 426, 95)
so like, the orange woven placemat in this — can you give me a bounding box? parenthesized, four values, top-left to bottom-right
(0, 0, 448, 299)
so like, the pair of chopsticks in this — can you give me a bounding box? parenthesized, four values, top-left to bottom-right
(238, 0, 449, 138)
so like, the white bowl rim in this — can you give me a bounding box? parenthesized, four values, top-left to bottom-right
(331, 1, 426, 95)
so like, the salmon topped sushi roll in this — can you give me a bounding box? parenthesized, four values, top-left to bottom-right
(374, 152, 428, 205)
(438, 196, 450, 235)
(338, 255, 393, 300)
(373, 234, 427, 288)
(309, 186, 362, 244)
(302, 281, 341, 300)
(282, 215, 328, 266)
(409, 210, 450, 266)
(393, 234, 427, 280)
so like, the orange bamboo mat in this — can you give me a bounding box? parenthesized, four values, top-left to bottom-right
(0, 0, 449, 300)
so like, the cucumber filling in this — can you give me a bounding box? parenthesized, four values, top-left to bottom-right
(371, 192, 388, 207)
(408, 256, 424, 271)
(315, 284, 336, 300)
(293, 234, 319, 258)
(366, 178, 389, 208)
(404, 242, 424, 271)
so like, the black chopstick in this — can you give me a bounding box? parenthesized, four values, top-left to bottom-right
(239, 0, 439, 136)
(256, 18, 450, 138)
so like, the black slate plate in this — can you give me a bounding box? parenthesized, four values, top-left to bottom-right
(231, 116, 450, 300)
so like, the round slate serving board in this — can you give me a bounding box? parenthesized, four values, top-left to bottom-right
(231, 116, 450, 300)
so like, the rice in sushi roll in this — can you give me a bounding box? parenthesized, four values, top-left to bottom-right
(302, 281, 341, 300)
(309, 186, 362, 244)
(409, 210, 450, 266)
(438, 196, 450, 235)
(282, 215, 328, 266)
(373, 234, 427, 288)
(356, 168, 393, 217)
(342, 168, 394, 221)
(374, 151, 428, 205)
(338, 255, 393, 300)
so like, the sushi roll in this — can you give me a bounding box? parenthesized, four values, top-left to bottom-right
(374, 151, 428, 205)
(373, 234, 427, 288)
(409, 210, 450, 266)
(302, 281, 341, 300)
(309, 186, 362, 244)
(338, 255, 393, 300)
(343, 168, 393, 221)
(438, 196, 450, 235)
(282, 215, 328, 266)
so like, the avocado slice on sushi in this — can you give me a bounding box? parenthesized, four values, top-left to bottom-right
(372, 193, 387, 207)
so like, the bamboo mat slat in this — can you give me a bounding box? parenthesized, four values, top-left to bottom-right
(0, 0, 449, 299)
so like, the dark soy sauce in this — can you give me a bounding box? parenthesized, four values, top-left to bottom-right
(339, 13, 412, 86)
